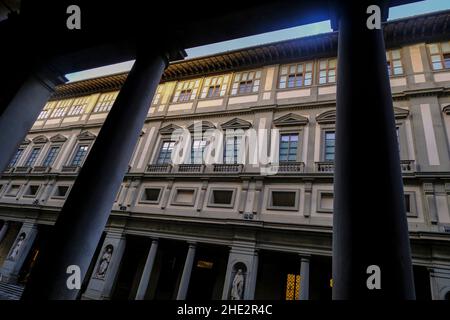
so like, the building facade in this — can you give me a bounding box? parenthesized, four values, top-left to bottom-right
(0, 11, 450, 300)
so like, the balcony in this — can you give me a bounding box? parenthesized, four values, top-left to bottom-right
(32, 166, 51, 173)
(274, 162, 305, 174)
(175, 164, 205, 173)
(146, 164, 172, 173)
(400, 160, 415, 173)
(212, 164, 243, 173)
(61, 165, 80, 173)
(315, 161, 334, 173)
(14, 166, 31, 173)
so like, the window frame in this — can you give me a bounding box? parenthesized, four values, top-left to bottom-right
(317, 58, 337, 85)
(278, 132, 300, 163)
(24, 146, 42, 167)
(278, 62, 314, 89)
(317, 190, 334, 213)
(230, 70, 262, 96)
(427, 42, 450, 71)
(8, 147, 25, 168)
(171, 187, 198, 206)
(267, 188, 300, 211)
(69, 143, 90, 167)
(321, 128, 336, 162)
(386, 49, 404, 77)
(207, 187, 237, 208)
(41, 144, 62, 167)
(155, 140, 176, 165)
(138, 186, 164, 204)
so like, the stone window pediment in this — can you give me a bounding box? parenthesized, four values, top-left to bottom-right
(220, 118, 252, 130)
(316, 109, 336, 124)
(187, 121, 216, 133)
(273, 113, 308, 127)
(50, 134, 68, 143)
(32, 135, 49, 144)
(77, 131, 96, 141)
(159, 124, 183, 135)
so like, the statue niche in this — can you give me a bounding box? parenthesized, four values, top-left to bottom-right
(229, 262, 247, 300)
(94, 244, 114, 279)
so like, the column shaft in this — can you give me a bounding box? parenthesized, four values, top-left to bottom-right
(22, 52, 168, 300)
(0, 221, 9, 244)
(332, 1, 415, 299)
(0, 68, 65, 173)
(135, 239, 159, 300)
(299, 257, 310, 300)
(176, 243, 196, 300)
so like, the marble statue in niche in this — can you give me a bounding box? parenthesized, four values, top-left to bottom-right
(95, 245, 113, 279)
(7, 232, 26, 261)
(230, 268, 245, 300)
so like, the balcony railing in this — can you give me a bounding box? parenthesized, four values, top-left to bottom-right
(146, 164, 172, 173)
(212, 164, 243, 173)
(274, 162, 305, 173)
(400, 160, 415, 173)
(32, 166, 51, 173)
(176, 164, 204, 173)
(61, 165, 80, 173)
(315, 161, 334, 173)
(14, 166, 31, 173)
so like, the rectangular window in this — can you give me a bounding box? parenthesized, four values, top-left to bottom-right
(172, 79, 200, 103)
(200, 75, 230, 98)
(324, 131, 335, 161)
(37, 109, 50, 120)
(94, 92, 118, 112)
(224, 136, 242, 164)
(318, 58, 337, 84)
(178, 89, 192, 102)
(157, 141, 175, 164)
(67, 97, 89, 116)
(23, 185, 40, 197)
(141, 188, 162, 203)
(210, 189, 234, 206)
(42, 146, 60, 167)
(191, 139, 207, 164)
(231, 70, 261, 95)
(279, 134, 298, 162)
(53, 185, 69, 198)
(428, 42, 450, 70)
(318, 191, 334, 213)
(25, 147, 41, 167)
(386, 50, 404, 76)
(152, 85, 164, 105)
(270, 190, 297, 209)
(6, 185, 21, 197)
(71, 145, 89, 166)
(8, 148, 24, 167)
(173, 188, 196, 206)
(279, 62, 313, 89)
(37, 101, 56, 120)
(50, 99, 72, 118)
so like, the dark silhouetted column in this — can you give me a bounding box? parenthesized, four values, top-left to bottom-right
(332, 1, 415, 299)
(22, 50, 174, 300)
(0, 67, 65, 173)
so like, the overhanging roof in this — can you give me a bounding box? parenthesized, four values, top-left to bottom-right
(50, 9, 450, 100)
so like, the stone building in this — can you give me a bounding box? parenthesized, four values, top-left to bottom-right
(0, 10, 449, 300)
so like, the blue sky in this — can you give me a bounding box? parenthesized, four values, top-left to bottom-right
(66, 0, 450, 82)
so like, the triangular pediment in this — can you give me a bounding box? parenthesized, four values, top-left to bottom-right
(394, 107, 409, 119)
(77, 131, 96, 140)
(50, 134, 68, 143)
(21, 138, 31, 146)
(443, 104, 450, 115)
(187, 121, 216, 133)
(159, 124, 182, 135)
(316, 110, 336, 124)
(220, 118, 252, 130)
(32, 135, 49, 144)
(273, 113, 308, 127)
